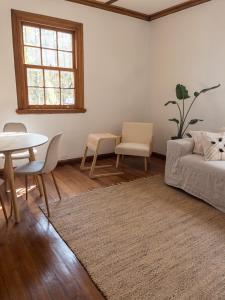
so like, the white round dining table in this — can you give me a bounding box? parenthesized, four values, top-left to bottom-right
(0, 132, 48, 223)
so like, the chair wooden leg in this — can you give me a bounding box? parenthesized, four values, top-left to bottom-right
(0, 188, 8, 223)
(116, 154, 120, 168)
(9, 201, 13, 218)
(25, 175, 28, 201)
(40, 174, 50, 217)
(89, 151, 98, 178)
(33, 175, 41, 196)
(29, 148, 43, 196)
(144, 157, 148, 172)
(51, 172, 61, 200)
(4, 158, 10, 194)
(80, 146, 88, 170)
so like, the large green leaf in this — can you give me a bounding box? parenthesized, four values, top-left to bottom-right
(189, 119, 203, 125)
(199, 84, 221, 94)
(164, 101, 177, 106)
(169, 118, 179, 124)
(176, 84, 190, 100)
(194, 84, 220, 98)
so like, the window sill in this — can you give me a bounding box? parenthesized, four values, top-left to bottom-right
(16, 108, 87, 114)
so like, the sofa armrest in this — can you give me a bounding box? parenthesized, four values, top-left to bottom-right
(165, 138, 194, 185)
(167, 138, 194, 157)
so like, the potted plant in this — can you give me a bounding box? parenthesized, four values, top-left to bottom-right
(164, 83, 221, 139)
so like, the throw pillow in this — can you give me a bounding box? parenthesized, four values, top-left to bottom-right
(189, 130, 206, 155)
(202, 132, 225, 161)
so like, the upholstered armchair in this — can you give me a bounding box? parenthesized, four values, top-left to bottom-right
(115, 122, 153, 171)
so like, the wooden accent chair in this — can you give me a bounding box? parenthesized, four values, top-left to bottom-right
(115, 122, 153, 171)
(80, 133, 123, 178)
(0, 179, 8, 222)
(15, 134, 62, 217)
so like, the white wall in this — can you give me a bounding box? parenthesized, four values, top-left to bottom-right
(145, 0, 225, 154)
(2, 0, 224, 159)
(0, 0, 151, 161)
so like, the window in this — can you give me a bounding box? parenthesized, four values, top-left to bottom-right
(11, 10, 85, 114)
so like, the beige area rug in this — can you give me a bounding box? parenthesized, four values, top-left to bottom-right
(41, 176, 225, 299)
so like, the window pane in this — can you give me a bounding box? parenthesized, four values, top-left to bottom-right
(28, 87, 44, 105)
(45, 88, 60, 105)
(23, 26, 40, 47)
(61, 89, 74, 105)
(24, 47, 41, 65)
(60, 71, 74, 88)
(42, 49, 57, 67)
(58, 32, 72, 51)
(41, 29, 57, 49)
(27, 68, 43, 87)
(44, 70, 59, 87)
(58, 51, 73, 68)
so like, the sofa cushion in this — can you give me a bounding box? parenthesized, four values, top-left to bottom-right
(115, 142, 150, 157)
(180, 154, 225, 174)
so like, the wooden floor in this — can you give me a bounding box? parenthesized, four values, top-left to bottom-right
(0, 156, 164, 300)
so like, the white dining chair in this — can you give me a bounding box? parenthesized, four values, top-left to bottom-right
(15, 133, 62, 217)
(3, 123, 37, 160)
(115, 122, 153, 171)
(0, 179, 8, 223)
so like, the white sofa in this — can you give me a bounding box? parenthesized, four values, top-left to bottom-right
(165, 138, 225, 213)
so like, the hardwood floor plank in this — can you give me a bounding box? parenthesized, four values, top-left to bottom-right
(0, 157, 164, 300)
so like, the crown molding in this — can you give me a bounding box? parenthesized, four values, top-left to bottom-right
(66, 0, 211, 21)
(66, 0, 149, 21)
(149, 0, 211, 21)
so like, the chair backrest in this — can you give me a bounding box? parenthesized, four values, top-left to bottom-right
(121, 122, 153, 145)
(3, 122, 27, 133)
(42, 133, 62, 173)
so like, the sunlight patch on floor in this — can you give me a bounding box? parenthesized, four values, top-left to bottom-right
(16, 185, 36, 197)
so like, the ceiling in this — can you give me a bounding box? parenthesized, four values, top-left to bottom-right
(97, 0, 187, 14)
(66, 0, 211, 21)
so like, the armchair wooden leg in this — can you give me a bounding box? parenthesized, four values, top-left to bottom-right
(144, 157, 148, 172)
(116, 154, 120, 168)
(40, 174, 50, 217)
(25, 175, 28, 201)
(0, 188, 8, 223)
(51, 172, 61, 200)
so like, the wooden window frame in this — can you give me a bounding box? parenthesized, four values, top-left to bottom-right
(11, 10, 85, 114)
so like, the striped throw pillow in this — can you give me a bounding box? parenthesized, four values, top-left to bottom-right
(202, 133, 225, 161)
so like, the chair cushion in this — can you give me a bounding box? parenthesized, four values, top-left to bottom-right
(115, 143, 150, 157)
(15, 161, 44, 175)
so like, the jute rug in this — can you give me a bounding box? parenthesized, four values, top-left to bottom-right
(41, 176, 225, 299)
